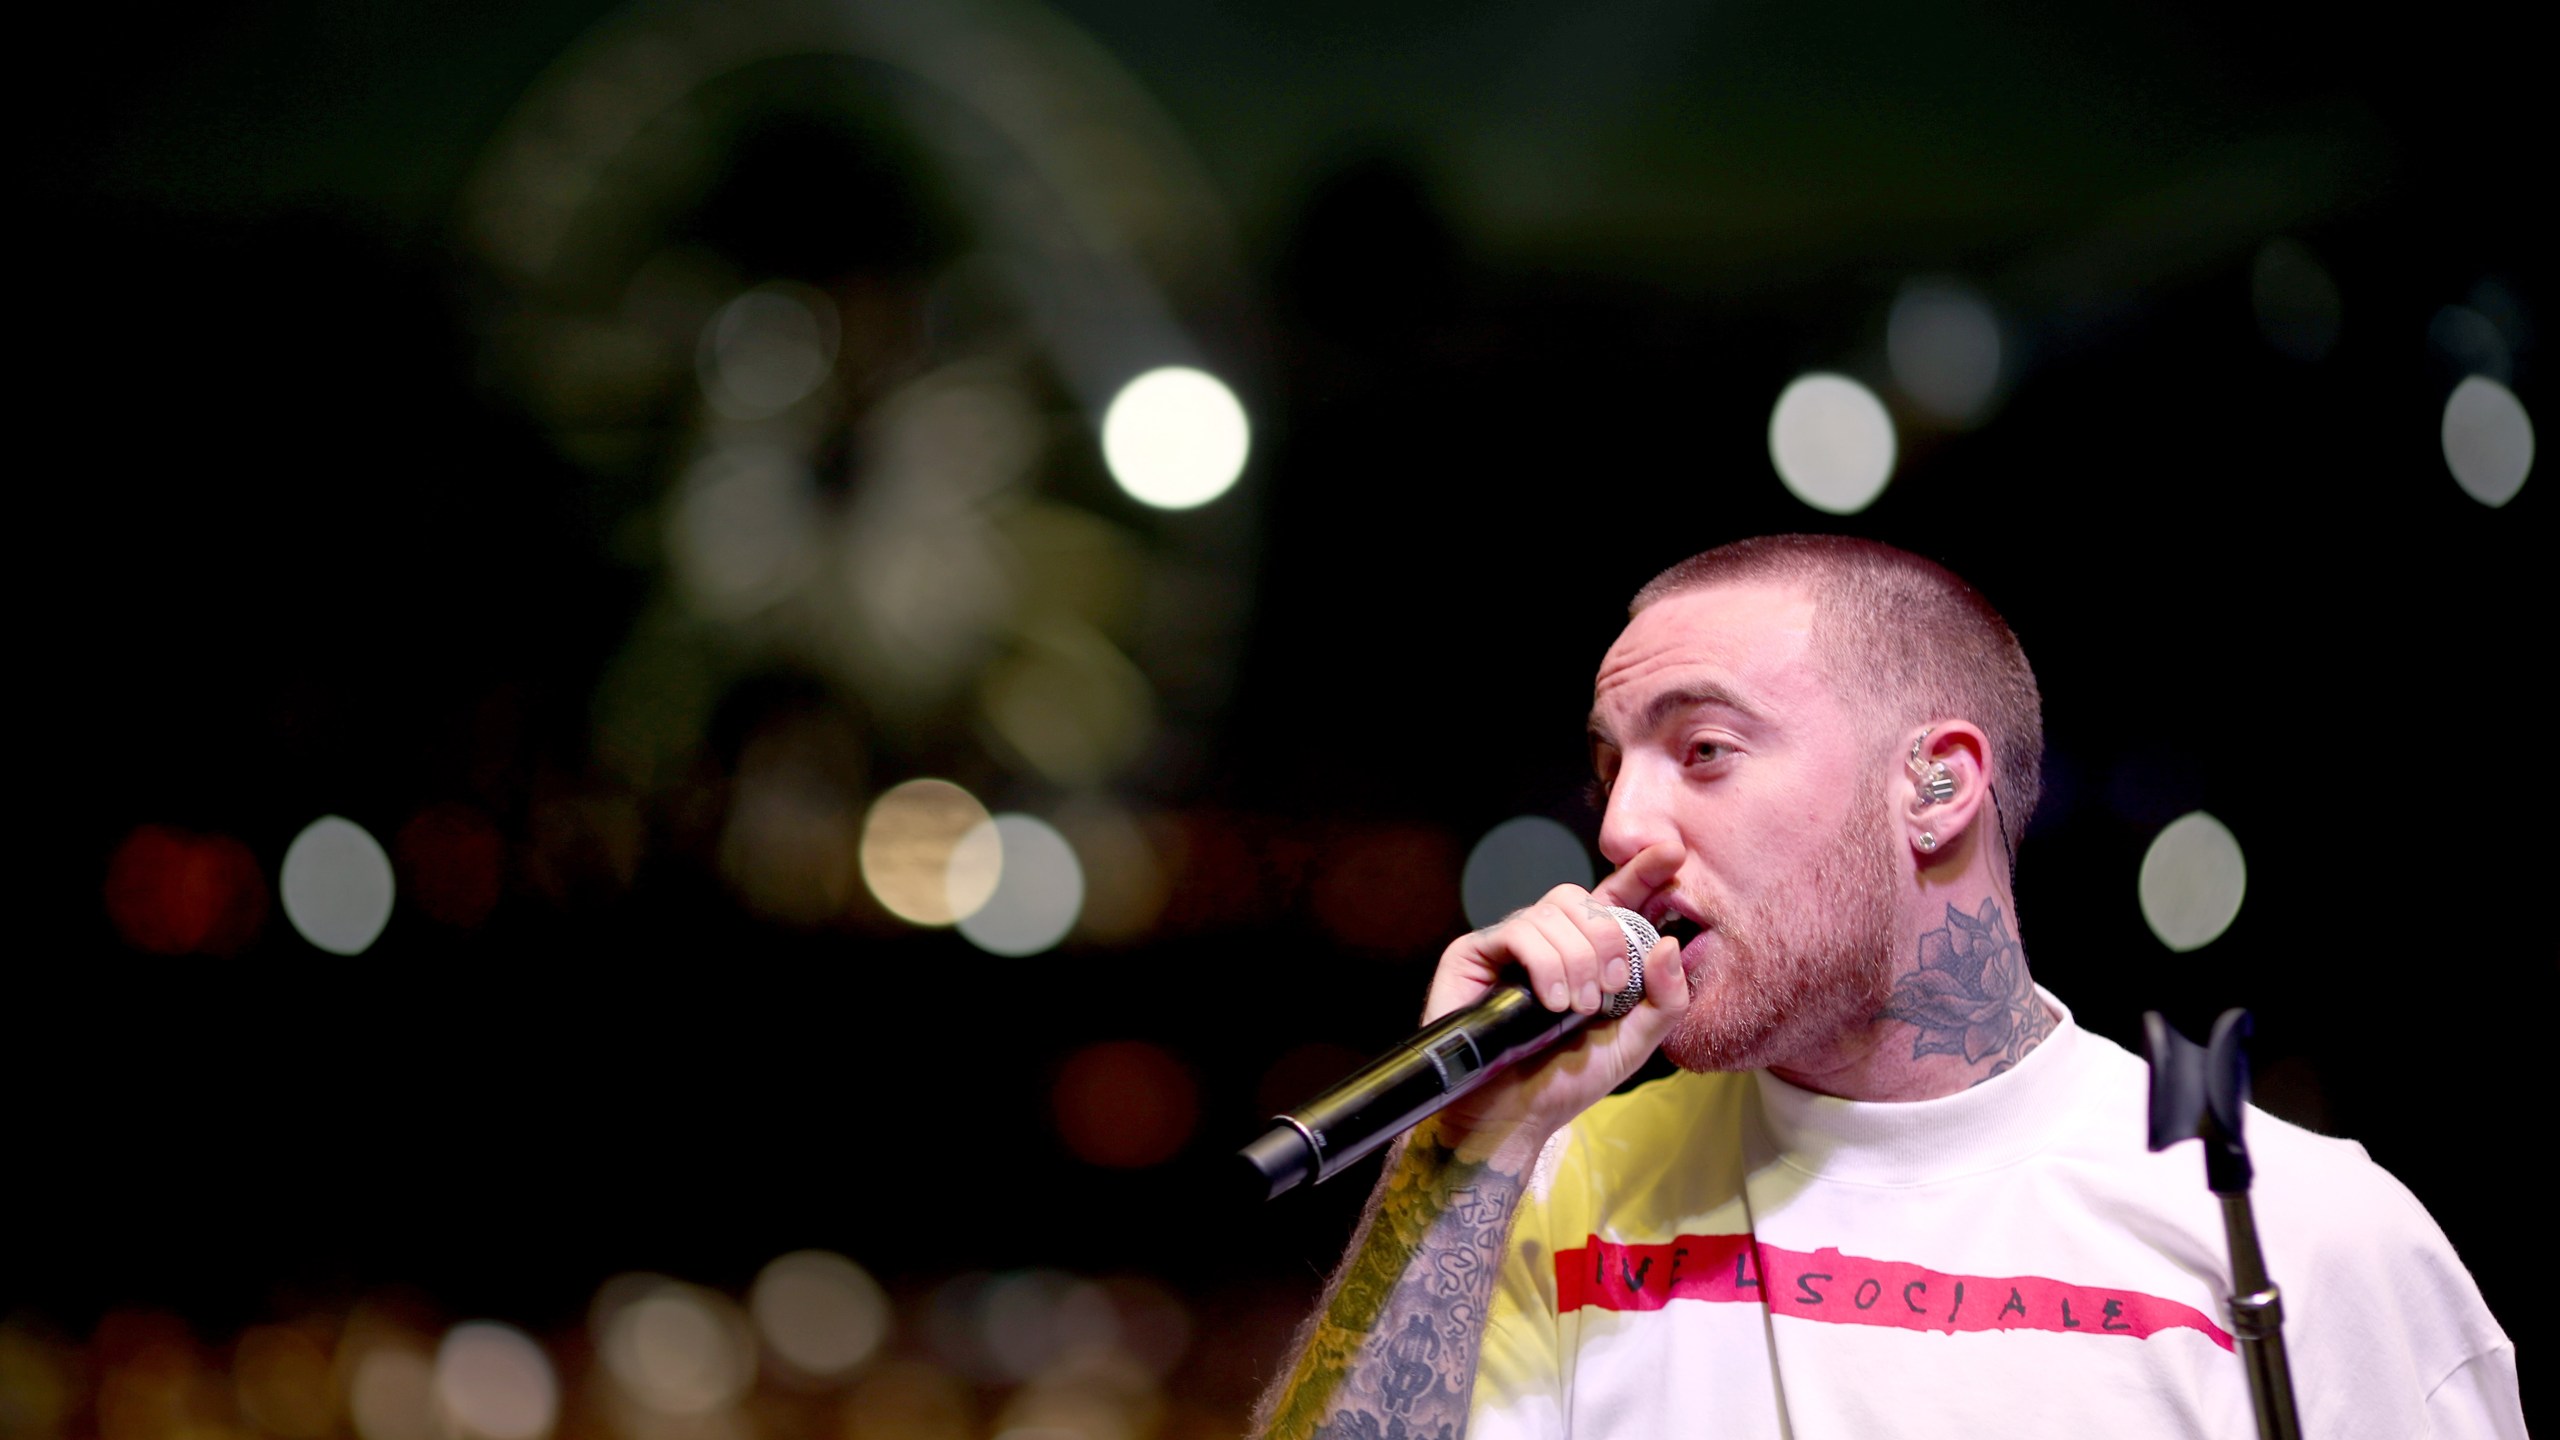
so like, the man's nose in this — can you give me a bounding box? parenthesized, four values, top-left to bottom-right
(1597, 757, 1674, 868)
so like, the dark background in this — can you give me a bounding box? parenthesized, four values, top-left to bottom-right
(20, 0, 2546, 1427)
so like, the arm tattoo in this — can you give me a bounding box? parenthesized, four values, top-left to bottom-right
(1252, 1123, 1527, 1440)
(1876, 898, 2055, 1081)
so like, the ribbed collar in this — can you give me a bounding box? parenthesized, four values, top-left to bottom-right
(1751, 988, 2087, 1187)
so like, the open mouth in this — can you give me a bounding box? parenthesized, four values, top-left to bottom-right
(1646, 909, 1696, 948)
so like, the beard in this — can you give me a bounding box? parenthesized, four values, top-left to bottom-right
(1660, 778, 1901, 1074)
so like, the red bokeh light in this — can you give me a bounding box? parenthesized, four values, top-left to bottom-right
(395, 803, 507, 928)
(104, 826, 267, 956)
(1053, 1041, 1198, 1169)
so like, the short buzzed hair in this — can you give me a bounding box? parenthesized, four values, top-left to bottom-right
(1632, 535, 2043, 855)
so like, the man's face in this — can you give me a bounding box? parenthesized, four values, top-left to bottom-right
(1589, 581, 1902, 1073)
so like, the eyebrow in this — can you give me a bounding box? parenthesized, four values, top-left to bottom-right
(1587, 683, 1759, 750)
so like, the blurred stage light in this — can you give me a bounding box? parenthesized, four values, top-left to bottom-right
(1053, 1042, 1197, 1169)
(395, 804, 506, 929)
(1768, 373, 1895, 514)
(104, 825, 266, 955)
(1095, 1277, 1192, 1382)
(1054, 802, 1168, 945)
(993, 1342, 1160, 1440)
(841, 1357, 975, 1440)
(433, 1323, 556, 1440)
(1100, 367, 1249, 510)
(954, 815, 1085, 957)
(280, 817, 396, 955)
(1310, 825, 1460, 956)
(698, 283, 840, 420)
(1460, 816, 1592, 930)
(0, 1319, 76, 1439)
(981, 1272, 1119, 1384)
(234, 1324, 337, 1439)
(978, 623, 1156, 786)
(1886, 281, 2003, 424)
(349, 1347, 438, 1440)
(2138, 811, 2246, 953)
(860, 780, 997, 926)
(595, 1277, 752, 1417)
(751, 1250, 891, 1384)
(2249, 238, 2343, 362)
(2427, 305, 2512, 385)
(668, 444, 820, 619)
(2441, 375, 2535, 508)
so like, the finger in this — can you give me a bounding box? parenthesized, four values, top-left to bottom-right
(1592, 840, 1683, 914)
(1601, 934, 1690, 1052)
(1517, 904, 1609, 1013)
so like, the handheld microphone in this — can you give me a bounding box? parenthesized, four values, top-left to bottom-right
(1237, 907, 1658, 1199)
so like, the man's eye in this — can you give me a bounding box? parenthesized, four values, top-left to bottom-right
(1690, 741, 1729, 764)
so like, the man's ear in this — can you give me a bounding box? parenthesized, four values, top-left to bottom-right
(1904, 721, 1992, 861)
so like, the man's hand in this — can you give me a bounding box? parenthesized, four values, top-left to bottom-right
(1250, 842, 1693, 1440)
(1421, 841, 1691, 1178)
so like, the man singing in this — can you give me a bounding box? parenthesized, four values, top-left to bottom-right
(1254, 536, 2520, 1438)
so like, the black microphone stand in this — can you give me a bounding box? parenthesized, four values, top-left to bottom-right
(2141, 1008, 2301, 1440)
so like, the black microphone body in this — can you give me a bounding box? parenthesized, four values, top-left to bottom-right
(1238, 907, 1656, 1199)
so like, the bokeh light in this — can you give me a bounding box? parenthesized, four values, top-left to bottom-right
(594, 1276, 752, 1417)
(432, 1323, 556, 1440)
(233, 1325, 336, 1438)
(955, 815, 1086, 957)
(1886, 280, 2003, 424)
(104, 825, 266, 955)
(1309, 825, 1460, 956)
(750, 1251, 891, 1384)
(1053, 1042, 1197, 1168)
(348, 1345, 438, 1440)
(0, 1319, 77, 1440)
(280, 816, 397, 956)
(1054, 802, 1169, 945)
(1099, 367, 1250, 510)
(978, 623, 1156, 786)
(394, 804, 506, 929)
(980, 1271, 1118, 1383)
(2137, 811, 2247, 953)
(840, 1357, 974, 1440)
(1459, 815, 1593, 930)
(2440, 375, 2534, 507)
(1767, 373, 1896, 514)
(860, 780, 997, 926)
(2250, 238, 2343, 362)
(697, 283, 840, 420)
(2427, 305, 2512, 384)
(667, 443, 820, 619)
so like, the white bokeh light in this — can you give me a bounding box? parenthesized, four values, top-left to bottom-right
(1100, 366, 1250, 510)
(1768, 373, 1897, 514)
(954, 815, 1085, 957)
(1886, 281, 2003, 424)
(2441, 376, 2534, 508)
(698, 284, 840, 419)
(280, 816, 396, 955)
(1460, 816, 1593, 930)
(2138, 811, 2247, 953)
(349, 1348, 438, 1440)
(433, 1323, 557, 1440)
(666, 444, 818, 617)
(596, 1278, 751, 1416)
(751, 1250, 891, 1382)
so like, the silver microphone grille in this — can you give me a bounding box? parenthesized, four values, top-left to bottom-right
(1600, 906, 1656, 1019)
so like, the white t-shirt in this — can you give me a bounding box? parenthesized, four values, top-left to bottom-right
(1473, 995, 2521, 1438)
